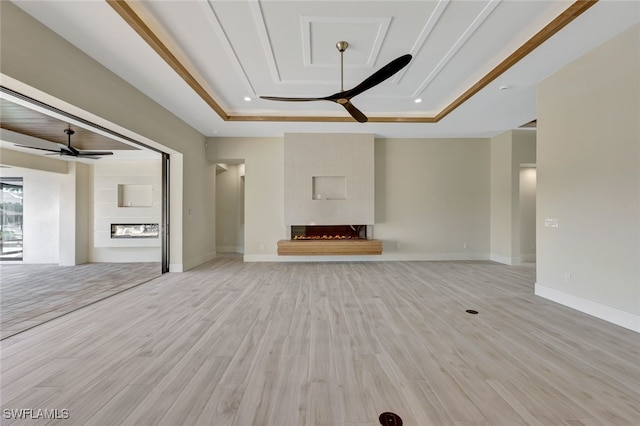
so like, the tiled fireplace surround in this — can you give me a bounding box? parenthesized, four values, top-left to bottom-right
(279, 133, 381, 256)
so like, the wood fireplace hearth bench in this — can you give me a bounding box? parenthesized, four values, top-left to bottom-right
(277, 239, 382, 256)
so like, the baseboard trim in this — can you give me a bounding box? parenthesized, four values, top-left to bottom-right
(217, 246, 238, 253)
(535, 283, 640, 333)
(216, 246, 245, 254)
(490, 254, 520, 265)
(169, 263, 183, 273)
(520, 253, 536, 262)
(182, 251, 217, 271)
(244, 252, 489, 263)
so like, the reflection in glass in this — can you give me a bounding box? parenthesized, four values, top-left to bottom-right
(1, 177, 24, 261)
(111, 223, 159, 239)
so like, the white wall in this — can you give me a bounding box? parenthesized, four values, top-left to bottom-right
(1, 2, 215, 271)
(536, 24, 640, 331)
(0, 154, 95, 266)
(92, 161, 162, 262)
(0, 166, 61, 264)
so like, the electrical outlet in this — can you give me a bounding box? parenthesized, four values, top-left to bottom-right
(463, 242, 468, 249)
(564, 273, 571, 284)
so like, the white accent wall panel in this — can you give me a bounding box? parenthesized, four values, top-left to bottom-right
(92, 161, 161, 255)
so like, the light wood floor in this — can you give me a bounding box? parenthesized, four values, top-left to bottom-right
(0, 262, 161, 339)
(1, 255, 639, 425)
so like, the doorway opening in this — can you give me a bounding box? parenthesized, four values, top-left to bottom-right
(519, 165, 537, 263)
(215, 162, 245, 254)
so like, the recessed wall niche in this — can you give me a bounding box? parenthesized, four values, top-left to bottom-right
(118, 184, 153, 207)
(312, 176, 346, 200)
(284, 133, 374, 225)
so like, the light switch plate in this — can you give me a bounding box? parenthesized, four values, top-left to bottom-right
(545, 218, 559, 228)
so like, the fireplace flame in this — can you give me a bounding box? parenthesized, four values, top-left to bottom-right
(293, 235, 363, 240)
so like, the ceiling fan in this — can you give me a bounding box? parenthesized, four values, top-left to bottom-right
(15, 128, 113, 159)
(260, 41, 412, 123)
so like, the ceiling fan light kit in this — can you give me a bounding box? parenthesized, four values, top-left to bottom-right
(260, 41, 412, 123)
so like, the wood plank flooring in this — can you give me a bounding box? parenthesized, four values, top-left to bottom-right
(1, 255, 639, 425)
(0, 262, 161, 339)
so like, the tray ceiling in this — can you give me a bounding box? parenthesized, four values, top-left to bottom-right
(8, 0, 640, 138)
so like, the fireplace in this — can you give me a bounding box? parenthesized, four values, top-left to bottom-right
(278, 224, 381, 255)
(291, 225, 367, 240)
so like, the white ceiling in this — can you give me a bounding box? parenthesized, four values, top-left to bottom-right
(11, 0, 640, 139)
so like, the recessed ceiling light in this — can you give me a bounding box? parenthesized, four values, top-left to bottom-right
(414, 98, 422, 104)
(244, 96, 252, 102)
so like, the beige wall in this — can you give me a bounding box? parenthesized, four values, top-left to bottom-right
(0, 146, 68, 174)
(375, 138, 490, 259)
(284, 133, 375, 226)
(216, 164, 244, 253)
(536, 24, 639, 331)
(208, 137, 284, 260)
(490, 130, 536, 264)
(209, 136, 491, 261)
(75, 163, 91, 265)
(490, 131, 513, 262)
(1, 2, 215, 271)
(519, 167, 537, 261)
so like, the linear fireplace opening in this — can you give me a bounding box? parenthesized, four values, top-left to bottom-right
(291, 225, 367, 240)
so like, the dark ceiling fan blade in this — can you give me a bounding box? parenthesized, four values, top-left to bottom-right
(77, 151, 114, 156)
(341, 101, 368, 123)
(259, 42, 411, 122)
(342, 53, 412, 100)
(14, 144, 61, 154)
(260, 96, 326, 102)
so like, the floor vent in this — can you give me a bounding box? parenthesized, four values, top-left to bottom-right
(379, 412, 402, 425)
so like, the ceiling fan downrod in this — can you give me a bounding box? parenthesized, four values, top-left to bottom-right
(64, 127, 75, 149)
(336, 41, 348, 92)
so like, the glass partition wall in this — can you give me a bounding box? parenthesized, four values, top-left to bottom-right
(1, 177, 23, 261)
